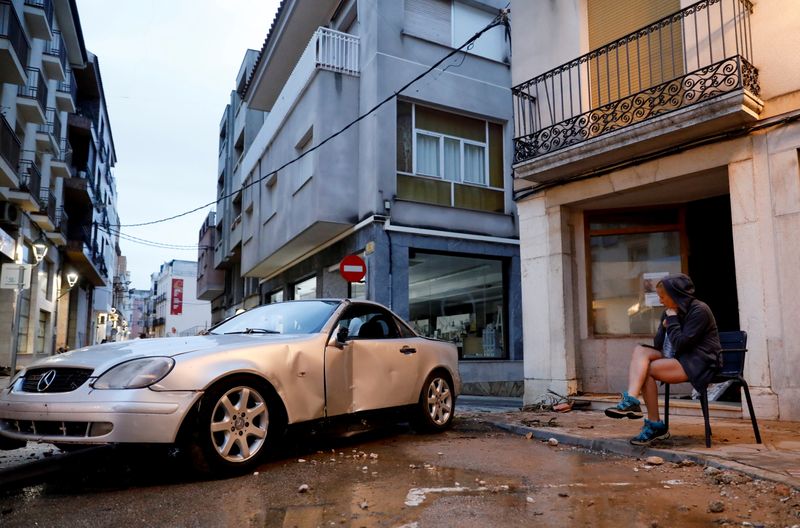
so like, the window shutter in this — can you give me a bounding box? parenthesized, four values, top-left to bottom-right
(405, 0, 451, 46)
(587, 0, 682, 107)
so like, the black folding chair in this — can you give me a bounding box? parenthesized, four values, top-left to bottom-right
(664, 330, 762, 448)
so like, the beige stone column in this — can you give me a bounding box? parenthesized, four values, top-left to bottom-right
(728, 143, 780, 420)
(518, 195, 578, 404)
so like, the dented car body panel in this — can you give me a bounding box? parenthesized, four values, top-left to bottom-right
(0, 300, 460, 446)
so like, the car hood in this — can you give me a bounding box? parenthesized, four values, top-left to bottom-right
(22, 334, 306, 373)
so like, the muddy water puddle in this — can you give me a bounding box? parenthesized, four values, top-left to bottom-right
(0, 423, 797, 527)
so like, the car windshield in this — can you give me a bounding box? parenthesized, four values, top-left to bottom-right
(208, 300, 340, 336)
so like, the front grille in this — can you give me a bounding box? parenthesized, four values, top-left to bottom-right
(21, 368, 93, 393)
(1, 419, 112, 438)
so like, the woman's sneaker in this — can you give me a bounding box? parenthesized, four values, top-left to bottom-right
(630, 419, 670, 446)
(604, 392, 643, 419)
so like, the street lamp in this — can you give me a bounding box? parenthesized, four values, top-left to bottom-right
(31, 237, 48, 264)
(66, 271, 79, 288)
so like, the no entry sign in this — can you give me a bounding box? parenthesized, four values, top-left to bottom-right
(339, 254, 366, 282)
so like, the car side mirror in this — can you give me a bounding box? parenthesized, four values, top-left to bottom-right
(336, 327, 349, 346)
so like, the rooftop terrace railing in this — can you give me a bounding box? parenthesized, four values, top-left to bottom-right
(512, 0, 758, 164)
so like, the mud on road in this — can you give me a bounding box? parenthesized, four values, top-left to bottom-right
(0, 416, 798, 527)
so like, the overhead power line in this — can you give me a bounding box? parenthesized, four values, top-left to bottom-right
(116, 11, 509, 229)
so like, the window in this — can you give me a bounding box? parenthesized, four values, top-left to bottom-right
(268, 290, 284, 304)
(587, 208, 685, 336)
(404, 0, 507, 62)
(408, 251, 505, 359)
(293, 276, 317, 300)
(294, 128, 313, 193)
(336, 305, 402, 340)
(35, 311, 48, 354)
(397, 102, 504, 213)
(348, 279, 366, 300)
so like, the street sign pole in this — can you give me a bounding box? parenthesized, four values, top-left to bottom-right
(9, 285, 22, 376)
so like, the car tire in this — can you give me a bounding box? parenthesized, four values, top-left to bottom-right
(190, 376, 283, 475)
(412, 371, 455, 433)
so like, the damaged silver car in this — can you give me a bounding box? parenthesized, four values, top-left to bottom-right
(0, 300, 460, 473)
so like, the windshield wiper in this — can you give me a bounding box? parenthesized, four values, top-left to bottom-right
(225, 328, 281, 335)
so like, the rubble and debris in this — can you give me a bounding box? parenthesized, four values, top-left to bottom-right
(708, 500, 725, 513)
(646, 456, 664, 466)
(547, 438, 559, 447)
(298, 484, 310, 493)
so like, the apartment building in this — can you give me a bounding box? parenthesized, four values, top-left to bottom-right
(147, 259, 210, 338)
(203, 0, 522, 396)
(0, 0, 120, 372)
(512, 0, 800, 419)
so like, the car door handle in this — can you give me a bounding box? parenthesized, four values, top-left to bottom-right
(400, 346, 417, 355)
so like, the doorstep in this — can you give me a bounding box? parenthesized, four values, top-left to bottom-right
(572, 393, 742, 420)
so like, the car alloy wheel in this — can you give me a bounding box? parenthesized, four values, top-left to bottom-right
(424, 375, 453, 427)
(209, 385, 269, 463)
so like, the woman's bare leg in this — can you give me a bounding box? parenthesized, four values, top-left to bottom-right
(642, 375, 660, 421)
(627, 346, 663, 398)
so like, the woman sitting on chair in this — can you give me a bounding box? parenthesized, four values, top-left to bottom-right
(605, 273, 722, 445)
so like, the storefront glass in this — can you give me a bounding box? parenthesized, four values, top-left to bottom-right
(408, 251, 505, 359)
(588, 209, 683, 335)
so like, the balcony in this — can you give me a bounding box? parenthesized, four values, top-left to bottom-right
(45, 206, 67, 245)
(22, 0, 52, 40)
(0, 1, 29, 86)
(30, 188, 55, 231)
(36, 107, 60, 153)
(240, 27, 361, 277)
(63, 165, 96, 208)
(512, 0, 762, 184)
(17, 68, 48, 125)
(55, 68, 76, 113)
(2, 159, 42, 212)
(0, 112, 20, 188)
(65, 227, 105, 286)
(41, 29, 66, 81)
(51, 136, 72, 178)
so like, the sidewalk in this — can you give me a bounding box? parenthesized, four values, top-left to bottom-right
(473, 405, 800, 490)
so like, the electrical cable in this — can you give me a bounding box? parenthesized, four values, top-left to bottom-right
(115, 12, 508, 229)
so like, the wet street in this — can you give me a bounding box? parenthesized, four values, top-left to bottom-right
(0, 414, 798, 527)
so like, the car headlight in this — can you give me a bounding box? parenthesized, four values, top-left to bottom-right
(92, 357, 175, 389)
(6, 370, 24, 390)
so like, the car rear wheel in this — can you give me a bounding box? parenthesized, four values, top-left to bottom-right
(192, 377, 282, 474)
(412, 371, 455, 432)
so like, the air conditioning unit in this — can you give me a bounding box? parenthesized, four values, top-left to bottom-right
(0, 201, 20, 225)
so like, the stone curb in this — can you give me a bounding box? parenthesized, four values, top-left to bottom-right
(489, 419, 799, 491)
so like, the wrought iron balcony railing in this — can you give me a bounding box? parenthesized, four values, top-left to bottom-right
(44, 29, 67, 72)
(0, 0, 29, 68)
(57, 68, 77, 100)
(20, 68, 48, 112)
(512, 0, 758, 164)
(57, 136, 73, 165)
(17, 159, 42, 205)
(39, 188, 56, 223)
(38, 107, 60, 139)
(55, 207, 68, 238)
(0, 113, 20, 172)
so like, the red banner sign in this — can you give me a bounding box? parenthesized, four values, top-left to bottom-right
(170, 278, 184, 315)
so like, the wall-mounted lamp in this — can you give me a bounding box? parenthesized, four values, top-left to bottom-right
(66, 271, 79, 288)
(31, 237, 48, 264)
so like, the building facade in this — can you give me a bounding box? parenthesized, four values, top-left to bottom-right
(0, 0, 121, 373)
(512, 0, 800, 419)
(148, 259, 210, 338)
(202, 0, 523, 395)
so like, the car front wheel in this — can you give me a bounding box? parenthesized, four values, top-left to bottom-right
(412, 371, 455, 432)
(192, 377, 281, 474)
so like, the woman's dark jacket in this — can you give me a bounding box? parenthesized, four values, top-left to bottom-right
(654, 274, 722, 391)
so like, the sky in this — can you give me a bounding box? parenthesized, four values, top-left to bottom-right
(75, 0, 281, 290)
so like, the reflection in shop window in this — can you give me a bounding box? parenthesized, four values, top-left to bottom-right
(268, 290, 283, 304)
(293, 276, 317, 300)
(349, 279, 366, 300)
(588, 209, 683, 335)
(408, 251, 505, 359)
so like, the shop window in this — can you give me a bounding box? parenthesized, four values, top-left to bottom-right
(349, 279, 366, 300)
(397, 102, 504, 213)
(587, 208, 684, 336)
(293, 276, 317, 300)
(408, 251, 505, 359)
(35, 311, 48, 354)
(268, 290, 284, 304)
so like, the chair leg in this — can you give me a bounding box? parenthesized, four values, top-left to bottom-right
(739, 377, 762, 444)
(700, 389, 712, 448)
(664, 384, 670, 429)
